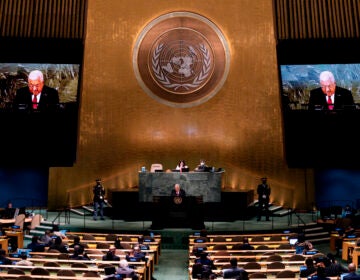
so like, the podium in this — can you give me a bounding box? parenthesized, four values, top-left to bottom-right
(151, 196, 205, 230)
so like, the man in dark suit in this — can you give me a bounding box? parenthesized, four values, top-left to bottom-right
(257, 177, 271, 221)
(14, 70, 59, 111)
(343, 263, 360, 280)
(308, 71, 354, 110)
(170, 183, 186, 197)
(93, 178, 105, 221)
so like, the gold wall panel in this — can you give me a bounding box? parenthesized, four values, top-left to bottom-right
(48, 0, 315, 211)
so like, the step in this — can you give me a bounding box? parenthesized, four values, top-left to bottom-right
(304, 226, 326, 232)
(29, 229, 46, 236)
(269, 205, 283, 212)
(36, 225, 53, 231)
(274, 209, 293, 216)
(69, 208, 86, 216)
(82, 205, 94, 213)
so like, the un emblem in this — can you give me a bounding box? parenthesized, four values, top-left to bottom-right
(133, 12, 230, 108)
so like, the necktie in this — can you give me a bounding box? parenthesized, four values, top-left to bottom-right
(32, 95, 38, 109)
(327, 96, 333, 110)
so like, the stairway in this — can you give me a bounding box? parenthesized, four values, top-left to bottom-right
(253, 200, 293, 217)
(290, 222, 331, 244)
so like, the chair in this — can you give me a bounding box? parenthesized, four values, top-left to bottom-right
(276, 270, 296, 278)
(243, 262, 261, 270)
(250, 236, 264, 242)
(288, 254, 305, 261)
(231, 236, 244, 242)
(267, 261, 285, 269)
(212, 236, 226, 242)
(249, 272, 267, 279)
(96, 242, 110, 249)
(71, 263, 88, 268)
(8, 268, 25, 275)
(43, 261, 61, 267)
(87, 249, 104, 254)
(82, 271, 100, 278)
(16, 276, 33, 280)
(269, 235, 283, 241)
(14, 214, 26, 229)
(213, 250, 231, 262)
(57, 253, 69, 259)
(106, 233, 118, 241)
(82, 234, 96, 240)
(47, 249, 61, 253)
(150, 163, 163, 172)
(212, 244, 228, 250)
(120, 236, 132, 241)
(31, 267, 50, 276)
(267, 254, 283, 262)
(256, 245, 269, 250)
(57, 270, 76, 277)
(277, 243, 292, 249)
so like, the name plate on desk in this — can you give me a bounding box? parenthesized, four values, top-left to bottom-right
(138, 171, 223, 203)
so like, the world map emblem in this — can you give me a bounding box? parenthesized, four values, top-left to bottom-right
(133, 12, 230, 108)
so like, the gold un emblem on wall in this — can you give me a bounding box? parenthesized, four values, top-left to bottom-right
(133, 11, 230, 108)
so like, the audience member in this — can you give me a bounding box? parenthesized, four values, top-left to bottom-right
(300, 258, 317, 278)
(48, 236, 69, 253)
(237, 237, 254, 250)
(310, 263, 331, 280)
(126, 246, 146, 262)
(103, 245, 120, 261)
(324, 253, 348, 277)
(192, 252, 215, 279)
(222, 258, 248, 279)
(16, 253, 33, 266)
(0, 249, 12, 264)
(68, 235, 86, 249)
(343, 263, 360, 280)
(27, 236, 45, 252)
(69, 244, 90, 260)
(39, 229, 53, 246)
(116, 259, 138, 280)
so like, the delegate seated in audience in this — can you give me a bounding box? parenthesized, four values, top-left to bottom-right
(116, 259, 139, 280)
(27, 236, 46, 252)
(69, 244, 90, 260)
(343, 263, 360, 280)
(237, 237, 254, 250)
(310, 263, 331, 280)
(48, 236, 69, 253)
(126, 246, 146, 262)
(300, 258, 317, 278)
(52, 224, 67, 239)
(16, 253, 33, 266)
(103, 245, 120, 261)
(222, 258, 248, 279)
(39, 229, 53, 246)
(324, 253, 348, 277)
(0, 249, 12, 264)
(69, 235, 86, 249)
(192, 252, 215, 279)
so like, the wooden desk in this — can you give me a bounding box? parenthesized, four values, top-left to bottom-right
(342, 241, 356, 262)
(5, 230, 24, 249)
(352, 247, 360, 268)
(0, 238, 8, 251)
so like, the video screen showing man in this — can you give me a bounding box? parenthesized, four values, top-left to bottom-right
(308, 71, 354, 110)
(14, 70, 59, 111)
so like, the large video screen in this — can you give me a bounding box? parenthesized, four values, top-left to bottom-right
(0, 39, 83, 167)
(0, 63, 80, 108)
(277, 39, 360, 168)
(280, 63, 360, 110)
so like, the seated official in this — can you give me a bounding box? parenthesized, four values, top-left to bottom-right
(70, 245, 90, 260)
(195, 159, 211, 172)
(103, 245, 120, 261)
(116, 259, 139, 280)
(27, 236, 45, 252)
(222, 258, 248, 279)
(170, 183, 186, 197)
(175, 160, 189, 172)
(3, 201, 16, 219)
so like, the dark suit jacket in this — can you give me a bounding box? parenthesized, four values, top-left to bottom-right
(14, 85, 59, 110)
(308, 86, 354, 110)
(343, 272, 360, 280)
(171, 189, 186, 197)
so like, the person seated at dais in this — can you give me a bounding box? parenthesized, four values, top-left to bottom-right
(175, 160, 189, 172)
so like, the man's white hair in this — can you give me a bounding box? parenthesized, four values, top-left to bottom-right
(28, 70, 44, 82)
(319, 71, 335, 83)
(119, 259, 128, 268)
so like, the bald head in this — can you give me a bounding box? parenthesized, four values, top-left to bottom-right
(348, 263, 356, 272)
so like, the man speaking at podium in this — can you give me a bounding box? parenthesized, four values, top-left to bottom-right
(170, 183, 186, 197)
